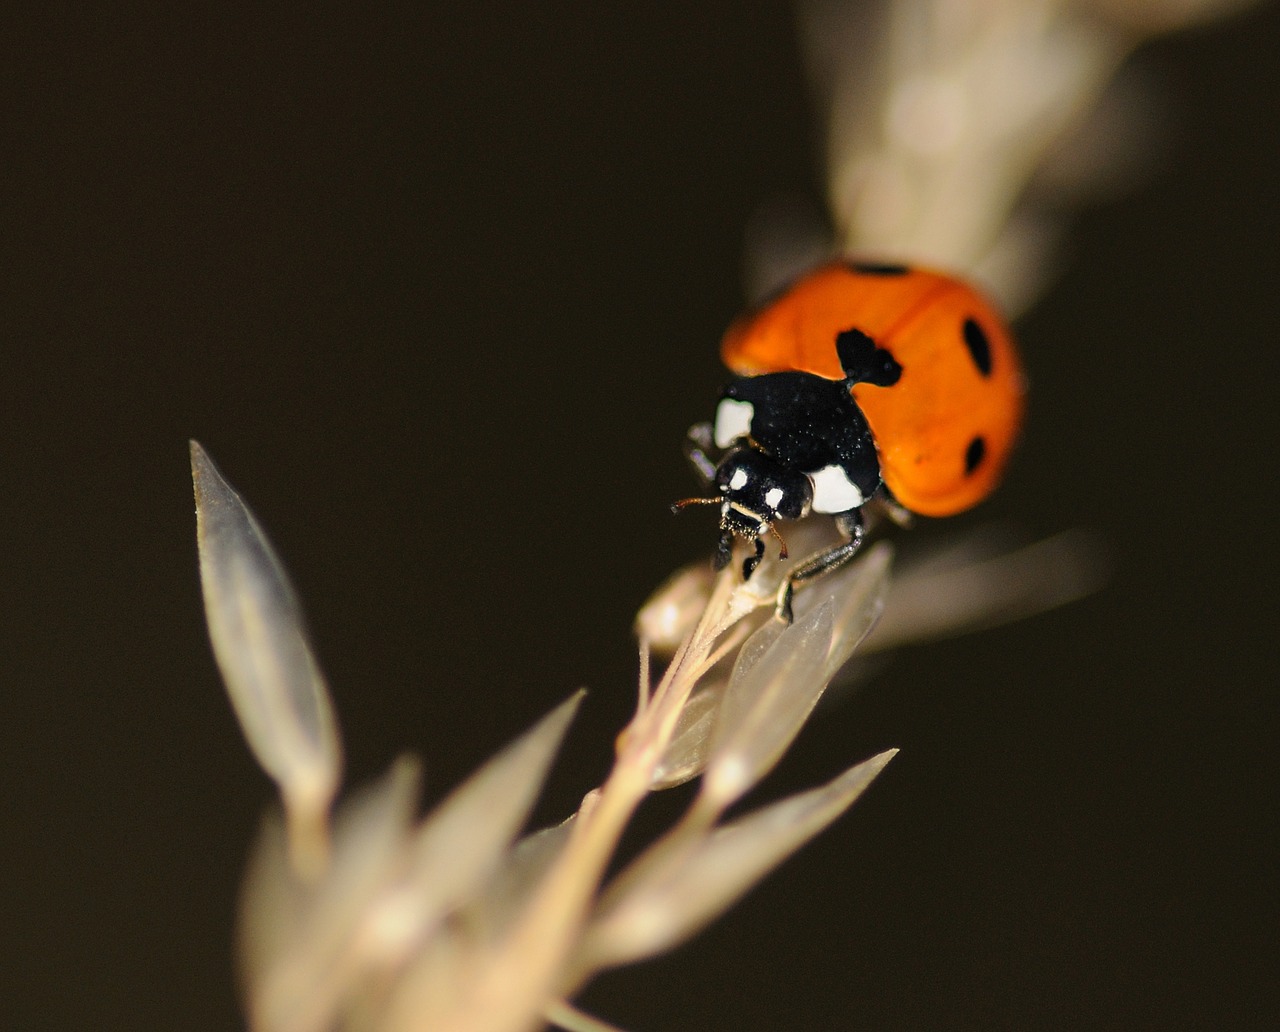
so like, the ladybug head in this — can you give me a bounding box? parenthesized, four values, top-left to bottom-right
(673, 446, 812, 580)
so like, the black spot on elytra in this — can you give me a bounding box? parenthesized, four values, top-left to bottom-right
(964, 436, 986, 475)
(848, 261, 910, 277)
(962, 318, 993, 377)
(836, 327, 902, 387)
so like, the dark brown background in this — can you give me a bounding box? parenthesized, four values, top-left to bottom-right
(2, 3, 1277, 1030)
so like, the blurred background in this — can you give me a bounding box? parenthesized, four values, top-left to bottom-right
(2, 3, 1276, 1029)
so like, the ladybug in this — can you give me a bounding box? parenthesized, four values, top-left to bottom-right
(674, 260, 1025, 621)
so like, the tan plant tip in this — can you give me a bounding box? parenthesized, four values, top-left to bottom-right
(864, 528, 1108, 652)
(400, 691, 584, 940)
(191, 441, 342, 877)
(581, 748, 897, 971)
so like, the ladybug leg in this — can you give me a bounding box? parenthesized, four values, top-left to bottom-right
(684, 421, 718, 484)
(742, 535, 767, 580)
(869, 492, 914, 529)
(775, 510, 865, 623)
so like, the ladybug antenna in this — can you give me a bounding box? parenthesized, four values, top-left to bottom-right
(766, 520, 789, 561)
(742, 535, 767, 580)
(670, 495, 720, 515)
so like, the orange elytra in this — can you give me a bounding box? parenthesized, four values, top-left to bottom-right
(719, 261, 1025, 516)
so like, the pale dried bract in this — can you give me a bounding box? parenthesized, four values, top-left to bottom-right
(192, 440, 342, 879)
(577, 749, 897, 972)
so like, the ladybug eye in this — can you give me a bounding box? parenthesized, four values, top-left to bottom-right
(961, 318, 993, 377)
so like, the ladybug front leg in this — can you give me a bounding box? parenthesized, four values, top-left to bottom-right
(684, 421, 719, 484)
(775, 510, 865, 623)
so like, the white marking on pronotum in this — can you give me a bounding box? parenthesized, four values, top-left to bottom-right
(764, 486, 784, 510)
(714, 398, 755, 449)
(809, 464, 865, 514)
(728, 466, 749, 491)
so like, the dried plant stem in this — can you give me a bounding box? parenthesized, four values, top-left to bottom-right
(283, 792, 333, 886)
(415, 568, 755, 1031)
(449, 782, 637, 1032)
